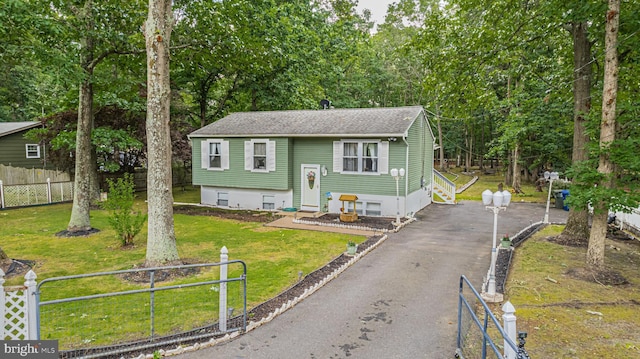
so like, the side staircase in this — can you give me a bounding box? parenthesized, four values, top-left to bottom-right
(432, 169, 456, 204)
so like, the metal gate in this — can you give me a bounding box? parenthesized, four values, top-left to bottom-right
(36, 260, 246, 358)
(456, 275, 529, 359)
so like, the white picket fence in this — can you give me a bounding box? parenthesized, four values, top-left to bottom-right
(0, 178, 74, 209)
(615, 206, 640, 237)
(1, 269, 38, 340)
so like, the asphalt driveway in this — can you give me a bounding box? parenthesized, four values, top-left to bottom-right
(175, 201, 568, 358)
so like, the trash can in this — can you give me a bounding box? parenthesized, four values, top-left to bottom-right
(553, 190, 564, 209)
(561, 189, 570, 211)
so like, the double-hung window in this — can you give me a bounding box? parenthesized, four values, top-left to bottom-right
(244, 139, 276, 172)
(200, 139, 229, 170)
(209, 142, 222, 168)
(362, 142, 378, 172)
(343, 143, 358, 172)
(253, 142, 267, 170)
(335, 140, 387, 174)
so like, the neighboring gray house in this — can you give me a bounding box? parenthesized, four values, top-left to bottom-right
(0, 122, 46, 169)
(188, 106, 454, 218)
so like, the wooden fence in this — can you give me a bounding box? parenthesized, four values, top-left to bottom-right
(0, 164, 70, 185)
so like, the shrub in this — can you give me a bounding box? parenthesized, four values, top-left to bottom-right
(100, 173, 146, 246)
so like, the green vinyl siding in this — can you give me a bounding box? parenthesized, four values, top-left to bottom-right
(292, 138, 407, 210)
(406, 112, 434, 192)
(0, 132, 45, 168)
(191, 137, 291, 190)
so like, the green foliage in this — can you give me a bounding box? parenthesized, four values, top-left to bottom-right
(100, 174, 146, 246)
(46, 126, 143, 173)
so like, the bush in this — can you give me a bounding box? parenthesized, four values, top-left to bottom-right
(100, 173, 146, 246)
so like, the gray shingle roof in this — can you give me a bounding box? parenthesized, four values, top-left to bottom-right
(189, 106, 425, 138)
(0, 122, 41, 138)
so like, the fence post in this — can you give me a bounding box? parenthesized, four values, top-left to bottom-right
(0, 179, 4, 208)
(25, 270, 38, 339)
(46, 178, 52, 203)
(502, 301, 517, 359)
(219, 246, 228, 332)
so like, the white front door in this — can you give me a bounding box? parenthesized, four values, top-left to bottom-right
(300, 164, 320, 211)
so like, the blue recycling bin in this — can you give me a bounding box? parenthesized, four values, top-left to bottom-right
(561, 189, 569, 211)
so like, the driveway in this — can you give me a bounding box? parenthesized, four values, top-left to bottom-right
(175, 201, 568, 358)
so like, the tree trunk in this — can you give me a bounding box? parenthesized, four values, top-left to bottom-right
(511, 143, 521, 193)
(560, 21, 593, 244)
(586, 0, 619, 271)
(0, 247, 10, 268)
(464, 125, 472, 171)
(144, 0, 180, 266)
(505, 151, 512, 185)
(68, 2, 95, 233)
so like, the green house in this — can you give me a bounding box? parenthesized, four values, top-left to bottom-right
(188, 106, 452, 217)
(0, 122, 46, 169)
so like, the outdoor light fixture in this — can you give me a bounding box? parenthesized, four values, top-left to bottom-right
(391, 168, 405, 225)
(481, 188, 512, 302)
(543, 171, 559, 224)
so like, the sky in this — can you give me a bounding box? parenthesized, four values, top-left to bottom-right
(356, 0, 395, 26)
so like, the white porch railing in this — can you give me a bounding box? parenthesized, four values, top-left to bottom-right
(432, 169, 456, 204)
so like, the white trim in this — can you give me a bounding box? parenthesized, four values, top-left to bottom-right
(25, 144, 40, 159)
(267, 140, 276, 171)
(300, 164, 320, 211)
(332, 139, 388, 175)
(245, 139, 275, 173)
(332, 141, 342, 172)
(378, 141, 389, 174)
(201, 139, 229, 171)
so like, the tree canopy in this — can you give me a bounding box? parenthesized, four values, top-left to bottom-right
(1, 0, 638, 264)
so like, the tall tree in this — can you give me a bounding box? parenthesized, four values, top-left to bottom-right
(558, 12, 596, 244)
(66, 0, 96, 232)
(144, 0, 180, 265)
(37, 0, 147, 234)
(586, 0, 619, 270)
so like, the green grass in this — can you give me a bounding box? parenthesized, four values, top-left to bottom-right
(503, 226, 640, 358)
(1, 186, 361, 349)
(448, 166, 548, 203)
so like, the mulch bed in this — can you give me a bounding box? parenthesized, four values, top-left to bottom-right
(173, 205, 280, 223)
(297, 213, 406, 231)
(0, 259, 36, 278)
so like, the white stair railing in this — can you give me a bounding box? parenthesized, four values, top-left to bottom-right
(432, 169, 456, 204)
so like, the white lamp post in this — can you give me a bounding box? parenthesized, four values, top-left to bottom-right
(481, 188, 511, 302)
(543, 171, 559, 224)
(390, 168, 405, 225)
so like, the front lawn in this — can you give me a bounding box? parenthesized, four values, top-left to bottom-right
(0, 187, 361, 348)
(504, 226, 640, 358)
